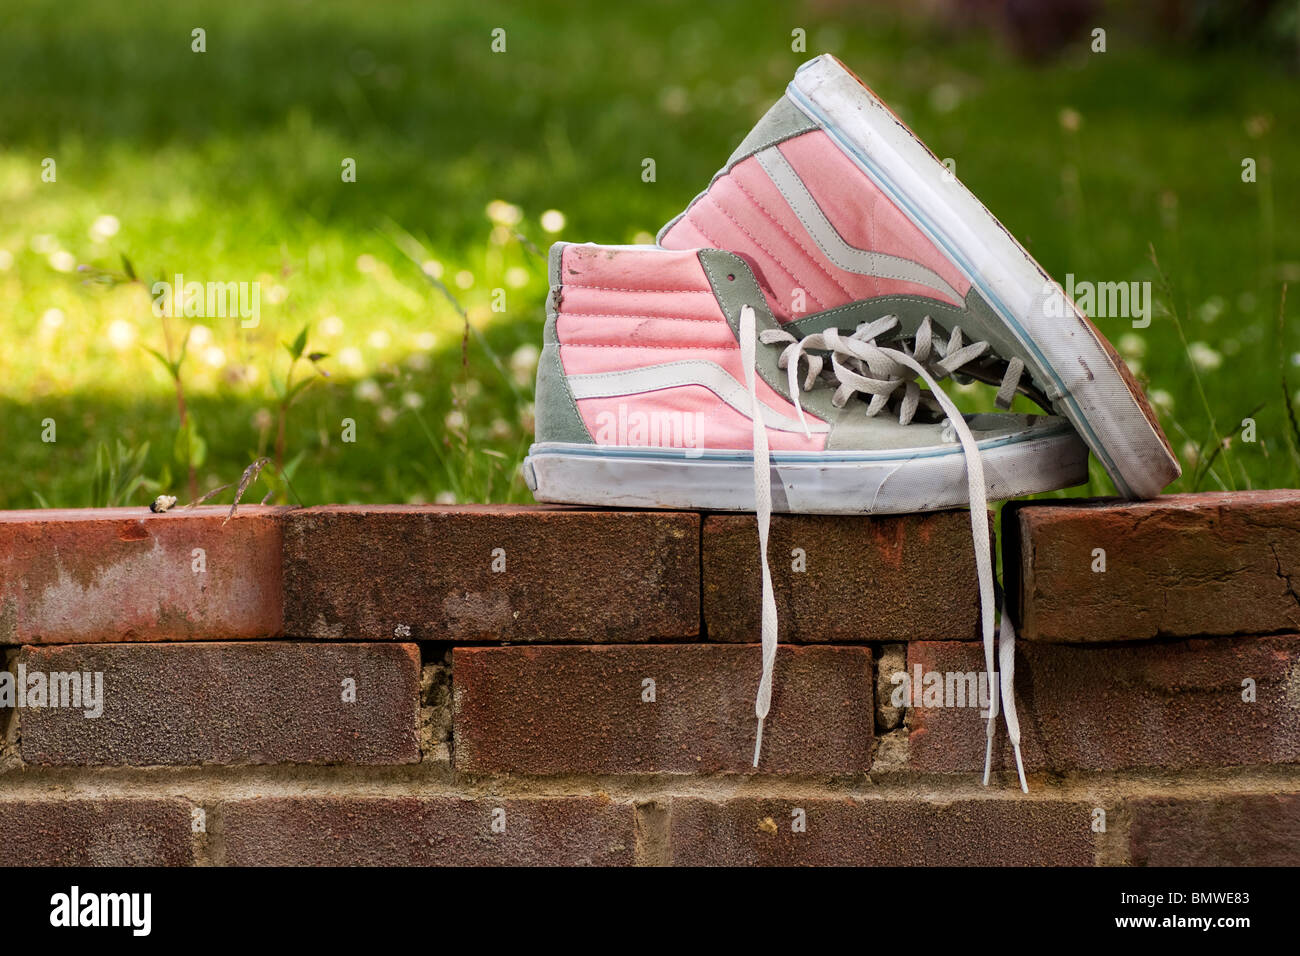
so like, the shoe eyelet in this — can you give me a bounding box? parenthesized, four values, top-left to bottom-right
(726, 274, 735, 281)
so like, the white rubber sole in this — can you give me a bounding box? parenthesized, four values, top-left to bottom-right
(523, 426, 1090, 514)
(787, 56, 1179, 499)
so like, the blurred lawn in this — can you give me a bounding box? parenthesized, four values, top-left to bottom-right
(1, 0, 1298, 508)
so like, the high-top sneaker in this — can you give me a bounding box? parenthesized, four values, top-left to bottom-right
(524, 242, 1087, 514)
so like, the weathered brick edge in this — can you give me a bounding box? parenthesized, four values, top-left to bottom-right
(452, 644, 874, 774)
(0, 506, 287, 644)
(904, 638, 1300, 775)
(282, 505, 702, 642)
(15, 642, 421, 766)
(0, 798, 196, 866)
(702, 511, 985, 643)
(1004, 490, 1300, 642)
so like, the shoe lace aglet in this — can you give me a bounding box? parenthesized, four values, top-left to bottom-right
(982, 717, 995, 786)
(1012, 742, 1028, 793)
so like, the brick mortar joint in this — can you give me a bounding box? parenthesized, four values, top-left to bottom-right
(1, 764, 1298, 803)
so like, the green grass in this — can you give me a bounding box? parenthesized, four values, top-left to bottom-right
(2, 0, 1298, 508)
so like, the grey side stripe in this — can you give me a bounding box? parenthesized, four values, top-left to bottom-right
(755, 146, 963, 304)
(567, 361, 829, 434)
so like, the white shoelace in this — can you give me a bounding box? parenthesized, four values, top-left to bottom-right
(740, 305, 779, 765)
(739, 305, 1027, 790)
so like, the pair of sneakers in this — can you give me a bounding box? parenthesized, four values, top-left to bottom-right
(522, 55, 1180, 788)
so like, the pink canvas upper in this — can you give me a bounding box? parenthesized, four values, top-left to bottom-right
(661, 129, 971, 321)
(555, 244, 828, 451)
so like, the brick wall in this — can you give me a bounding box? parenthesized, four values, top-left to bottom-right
(1, 495, 1298, 866)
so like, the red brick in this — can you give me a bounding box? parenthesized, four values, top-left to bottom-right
(668, 796, 1095, 865)
(905, 637, 1300, 775)
(453, 644, 873, 774)
(222, 796, 635, 865)
(0, 506, 285, 644)
(1006, 491, 1300, 642)
(16, 642, 420, 766)
(1127, 793, 1300, 865)
(703, 512, 984, 643)
(283, 505, 699, 642)
(0, 798, 193, 865)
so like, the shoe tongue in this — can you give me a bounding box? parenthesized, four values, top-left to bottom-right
(702, 251, 852, 421)
(702, 249, 944, 425)
(787, 299, 930, 341)
(699, 249, 1032, 426)
(699, 249, 843, 423)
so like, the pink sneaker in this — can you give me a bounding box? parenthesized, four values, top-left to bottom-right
(659, 54, 1179, 501)
(523, 242, 1087, 515)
